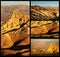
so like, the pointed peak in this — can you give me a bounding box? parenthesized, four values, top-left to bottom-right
(12, 10, 20, 15)
(11, 10, 23, 19)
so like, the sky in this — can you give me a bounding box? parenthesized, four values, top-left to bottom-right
(1, 1, 59, 7)
(1, 1, 29, 6)
(31, 39, 59, 42)
(31, 1, 59, 7)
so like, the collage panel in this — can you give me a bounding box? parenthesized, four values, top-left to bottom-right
(1, 1, 30, 56)
(31, 1, 59, 38)
(31, 39, 59, 56)
(31, 1, 59, 21)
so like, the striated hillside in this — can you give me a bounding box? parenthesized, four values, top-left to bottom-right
(31, 21, 59, 38)
(1, 10, 30, 56)
(31, 6, 59, 20)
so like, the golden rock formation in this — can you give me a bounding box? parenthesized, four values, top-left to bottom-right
(46, 42, 59, 54)
(1, 10, 30, 56)
(31, 21, 59, 38)
(1, 10, 30, 34)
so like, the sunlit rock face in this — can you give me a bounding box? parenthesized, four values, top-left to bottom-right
(1, 10, 30, 56)
(46, 42, 59, 54)
(31, 21, 59, 38)
(1, 10, 30, 34)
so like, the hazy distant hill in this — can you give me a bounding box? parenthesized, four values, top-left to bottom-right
(31, 41, 49, 50)
(1, 5, 29, 23)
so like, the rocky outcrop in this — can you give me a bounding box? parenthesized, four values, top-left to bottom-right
(1, 10, 30, 34)
(31, 21, 59, 38)
(46, 42, 59, 54)
(1, 10, 30, 56)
